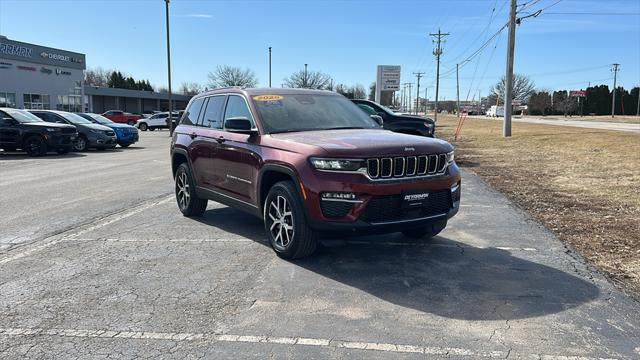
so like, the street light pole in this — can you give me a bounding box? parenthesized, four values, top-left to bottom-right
(165, 0, 173, 136)
(268, 47, 272, 88)
(304, 63, 308, 88)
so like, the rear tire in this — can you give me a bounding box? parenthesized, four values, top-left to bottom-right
(264, 181, 318, 259)
(175, 162, 208, 216)
(402, 220, 447, 239)
(24, 136, 47, 156)
(119, 143, 131, 148)
(149, 127, 156, 131)
(139, 123, 148, 131)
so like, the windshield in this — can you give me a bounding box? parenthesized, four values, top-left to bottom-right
(252, 94, 379, 134)
(59, 112, 92, 125)
(4, 109, 44, 123)
(86, 113, 114, 125)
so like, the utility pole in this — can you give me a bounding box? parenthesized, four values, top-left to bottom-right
(402, 82, 411, 112)
(456, 63, 460, 115)
(304, 63, 308, 88)
(611, 63, 620, 118)
(636, 84, 640, 117)
(268, 47, 272, 88)
(407, 83, 414, 114)
(413, 72, 425, 115)
(503, 0, 517, 137)
(430, 28, 449, 123)
(424, 87, 428, 115)
(165, 0, 173, 136)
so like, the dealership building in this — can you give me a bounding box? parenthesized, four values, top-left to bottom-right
(0, 35, 190, 113)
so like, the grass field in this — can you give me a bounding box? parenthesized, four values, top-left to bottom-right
(437, 115, 640, 297)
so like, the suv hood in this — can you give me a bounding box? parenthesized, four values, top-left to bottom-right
(78, 123, 114, 132)
(269, 129, 452, 157)
(23, 122, 76, 130)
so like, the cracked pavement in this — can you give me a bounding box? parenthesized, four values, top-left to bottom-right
(1, 131, 639, 359)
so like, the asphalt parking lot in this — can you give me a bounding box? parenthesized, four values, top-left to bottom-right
(1, 131, 639, 359)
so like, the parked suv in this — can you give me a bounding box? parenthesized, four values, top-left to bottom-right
(101, 110, 142, 125)
(0, 108, 77, 156)
(171, 89, 460, 259)
(351, 99, 436, 137)
(77, 113, 139, 147)
(30, 110, 117, 151)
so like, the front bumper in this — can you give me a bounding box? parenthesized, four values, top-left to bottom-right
(45, 133, 76, 149)
(301, 163, 462, 234)
(87, 133, 117, 148)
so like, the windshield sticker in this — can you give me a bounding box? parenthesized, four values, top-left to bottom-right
(264, 100, 283, 107)
(254, 95, 284, 101)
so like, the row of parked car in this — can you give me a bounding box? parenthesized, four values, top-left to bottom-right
(0, 108, 140, 156)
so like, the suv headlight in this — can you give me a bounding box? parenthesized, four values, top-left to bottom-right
(45, 128, 61, 132)
(446, 151, 455, 163)
(310, 158, 365, 171)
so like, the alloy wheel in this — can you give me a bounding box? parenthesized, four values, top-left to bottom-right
(176, 171, 191, 209)
(74, 138, 86, 151)
(267, 195, 294, 250)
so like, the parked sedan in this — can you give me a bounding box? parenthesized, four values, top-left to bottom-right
(77, 113, 139, 147)
(351, 99, 435, 137)
(29, 110, 117, 151)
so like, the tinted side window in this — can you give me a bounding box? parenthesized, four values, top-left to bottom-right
(181, 98, 205, 126)
(30, 112, 48, 121)
(0, 111, 13, 126)
(200, 96, 226, 128)
(224, 95, 254, 126)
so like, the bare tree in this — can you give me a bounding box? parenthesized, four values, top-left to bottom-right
(207, 65, 258, 88)
(283, 69, 331, 89)
(84, 67, 111, 87)
(490, 73, 535, 103)
(179, 82, 203, 96)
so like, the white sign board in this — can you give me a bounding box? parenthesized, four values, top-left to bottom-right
(376, 65, 401, 103)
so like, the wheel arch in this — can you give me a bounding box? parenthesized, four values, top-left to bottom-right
(257, 164, 305, 214)
(171, 148, 191, 178)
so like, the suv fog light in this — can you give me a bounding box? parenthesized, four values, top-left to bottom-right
(451, 183, 461, 202)
(321, 192, 358, 201)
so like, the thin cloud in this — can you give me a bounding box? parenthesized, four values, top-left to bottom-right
(176, 14, 213, 19)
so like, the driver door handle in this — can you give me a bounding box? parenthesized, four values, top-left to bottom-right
(216, 136, 226, 144)
(189, 132, 197, 139)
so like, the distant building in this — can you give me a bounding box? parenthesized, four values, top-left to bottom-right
(0, 35, 85, 111)
(0, 35, 191, 114)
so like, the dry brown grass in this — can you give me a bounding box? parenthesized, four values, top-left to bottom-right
(438, 115, 640, 296)
(520, 115, 640, 124)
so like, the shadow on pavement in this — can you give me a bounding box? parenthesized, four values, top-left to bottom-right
(196, 206, 599, 321)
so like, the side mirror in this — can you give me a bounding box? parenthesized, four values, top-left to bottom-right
(224, 117, 256, 134)
(2, 117, 16, 126)
(370, 114, 384, 126)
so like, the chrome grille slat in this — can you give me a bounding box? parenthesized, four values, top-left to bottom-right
(366, 153, 449, 180)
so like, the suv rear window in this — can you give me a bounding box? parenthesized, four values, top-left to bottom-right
(181, 98, 205, 126)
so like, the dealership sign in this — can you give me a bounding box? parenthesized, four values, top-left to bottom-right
(570, 90, 586, 97)
(0, 43, 33, 58)
(375, 65, 401, 102)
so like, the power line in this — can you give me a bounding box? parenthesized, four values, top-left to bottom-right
(543, 12, 640, 16)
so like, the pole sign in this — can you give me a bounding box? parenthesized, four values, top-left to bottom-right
(375, 65, 401, 103)
(570, 90, 586, 97)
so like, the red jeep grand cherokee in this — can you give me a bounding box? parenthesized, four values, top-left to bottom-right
(170, 88, 461, 259)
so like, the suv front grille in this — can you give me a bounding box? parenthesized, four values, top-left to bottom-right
(360, 190, 452, 224)
(366, 154, 448, 179)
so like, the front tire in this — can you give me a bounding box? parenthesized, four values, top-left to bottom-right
(73, 136, 88, 152)
(264, 181, 318, 259)
(175, 163, 207, 216)
(24, 136, 47, 156)
(402, 220, 447, 239)
(139, 123, 148, 131)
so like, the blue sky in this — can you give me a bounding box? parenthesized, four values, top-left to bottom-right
(1, 0, 638, 100)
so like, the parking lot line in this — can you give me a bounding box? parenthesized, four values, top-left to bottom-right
(0, 195, 173, 265)
(0, 327, 619, 359)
